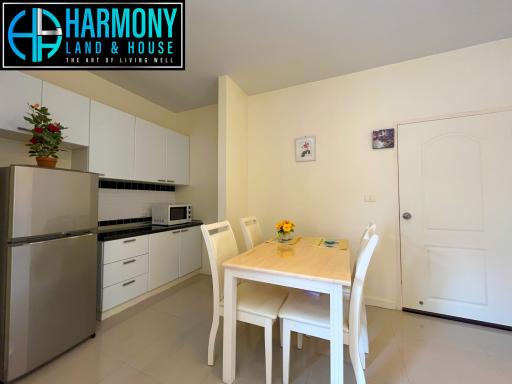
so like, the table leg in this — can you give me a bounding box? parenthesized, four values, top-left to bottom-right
(330, 284, 344, 384)
(222, 269, 237, 383)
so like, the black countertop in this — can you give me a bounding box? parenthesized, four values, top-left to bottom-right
(97, 220, 203, 242)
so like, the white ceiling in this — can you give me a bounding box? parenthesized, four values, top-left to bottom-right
(93, 0, 512, 112)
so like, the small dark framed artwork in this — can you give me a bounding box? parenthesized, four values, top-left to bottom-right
(372, 128, 395, 149)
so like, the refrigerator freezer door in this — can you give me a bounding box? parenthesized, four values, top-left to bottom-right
(9, 166, 98, 240)
(6, 234, 97, 381)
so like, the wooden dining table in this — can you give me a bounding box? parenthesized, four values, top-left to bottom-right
(222, 236, 352, 384)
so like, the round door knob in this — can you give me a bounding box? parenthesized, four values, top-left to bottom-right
(402, 212, 412, 220)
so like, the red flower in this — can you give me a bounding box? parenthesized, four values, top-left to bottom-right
(48, 124, 60, 133)
(34, 127, 44, 134)
(30, 137, 38, 144)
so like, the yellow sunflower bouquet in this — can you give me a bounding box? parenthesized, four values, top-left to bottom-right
(275, 220, 295, 242)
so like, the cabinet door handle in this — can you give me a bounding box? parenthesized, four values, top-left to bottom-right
(172, 230, 181, 234)
(157, 179, 166, 182)
(17, 127, 31, 133)
(123, 259, 136, 265)
(181, 229, 188, 233)
(122, 279, 136, 287)
(123, 238, 136, 243)
(167, 179, 175, 183)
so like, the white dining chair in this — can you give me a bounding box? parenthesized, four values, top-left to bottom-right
(201, 221, 288, 384)
(296, 222, 376, 351)
(344, 221, 376, 354)
(279, 234, 379, 384)
(351, 221, 376, 272)
(240, 216, 263, 250)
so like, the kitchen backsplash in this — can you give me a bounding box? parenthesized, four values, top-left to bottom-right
(98, 188, 175, 222)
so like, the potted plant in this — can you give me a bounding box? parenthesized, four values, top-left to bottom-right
(275, 220, 295, 243)
(24, 104, 66, 168)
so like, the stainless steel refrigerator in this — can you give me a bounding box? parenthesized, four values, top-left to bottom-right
(0, 165, 99, 383)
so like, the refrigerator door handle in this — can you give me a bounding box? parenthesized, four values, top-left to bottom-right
(9, 232, 96, 247)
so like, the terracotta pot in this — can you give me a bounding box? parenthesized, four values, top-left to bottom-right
(36, 156, 58, 168)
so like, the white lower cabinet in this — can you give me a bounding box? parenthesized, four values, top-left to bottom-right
(103, 254, 149, 288)
(103, 235, 149, 264)
(148, 230, 180, 290)
(179, 226, 202, 276)
(102, 274, 148, 311)
(99, 226, 201, 315)
(99, 235, 149, 312)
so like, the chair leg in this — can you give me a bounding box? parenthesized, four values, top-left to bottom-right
(297, 332, 303, 350)
(358, 334, 366, 370)
(349, 334, 366, 384)
(207, 313, 220, 366)
(282, 320, 291, 384)
(361, 304, 369, 354)
(264, 319, 273, 384)
(280, 317, 283, 348)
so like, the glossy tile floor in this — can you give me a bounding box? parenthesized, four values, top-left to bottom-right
(17, 275, 512, 384)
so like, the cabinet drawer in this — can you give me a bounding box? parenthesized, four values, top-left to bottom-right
(103, 254, 148, 288)
(103, 235, 149, 264)
(102, 274, 147, 311)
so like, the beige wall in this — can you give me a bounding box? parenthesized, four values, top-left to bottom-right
(246, 38, 512, 309)
(175, 104, 218, 274)
(218, 76, 249, 250)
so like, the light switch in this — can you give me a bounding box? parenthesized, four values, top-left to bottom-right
(364, 194, 376, 202)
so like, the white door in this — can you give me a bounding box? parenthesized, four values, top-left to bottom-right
(166, 130, 189, 185)
(134, 118, 167, 183)
(148, 230, 180, 290)
(89, 101, 135, 179)
(399, 111, 512, 326)
(179, 226, 202, 276)
(42, 82, 90, 147)
(0, 71, 42, 133)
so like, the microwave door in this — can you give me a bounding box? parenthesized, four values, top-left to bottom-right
(169, 206, 187, 221)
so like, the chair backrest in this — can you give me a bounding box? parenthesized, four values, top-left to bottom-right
(348, 234, 379, 373)
(351, 222, 377, 276)
(239, 216, 263, 250)
(201, 221, 239, 305)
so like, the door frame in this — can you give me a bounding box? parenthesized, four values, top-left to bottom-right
(394, 105, 512, 309)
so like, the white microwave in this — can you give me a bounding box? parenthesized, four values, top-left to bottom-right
(152, 204, 192, 226)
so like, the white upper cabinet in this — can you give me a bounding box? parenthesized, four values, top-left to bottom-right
(134, 118, 167, 183)
(0, 71, 42, 133)
(89, 101, 135, 180)
(135, 118, 189, 184)
(166, 130, 189, 185)
(42, 82, 90, 147)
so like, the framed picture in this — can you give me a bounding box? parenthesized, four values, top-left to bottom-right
(372, 128, 395, 149)
(295, 136, 316, 162)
